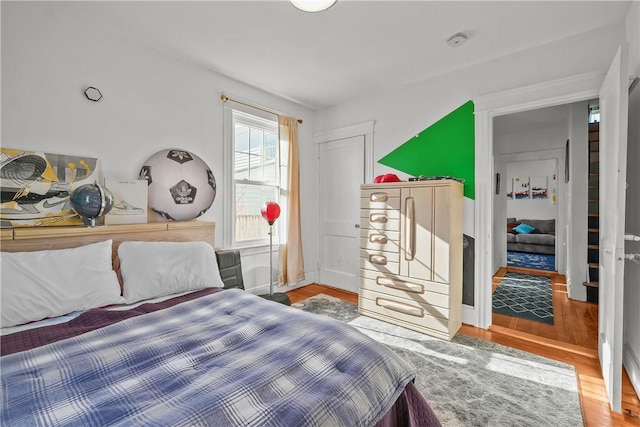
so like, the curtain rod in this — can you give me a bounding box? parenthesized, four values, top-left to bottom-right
(220, 94, 303, 124)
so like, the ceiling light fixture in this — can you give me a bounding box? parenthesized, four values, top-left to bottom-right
(290, 0, 337, 13)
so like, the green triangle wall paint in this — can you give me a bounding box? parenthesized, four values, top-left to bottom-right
(378, 100, 475, 199)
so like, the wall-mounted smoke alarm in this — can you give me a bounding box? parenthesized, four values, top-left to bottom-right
(446, 33, 468, 48)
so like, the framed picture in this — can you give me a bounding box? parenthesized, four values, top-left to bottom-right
(531, 176, 549, 199)
(514, 177, 530, 199)
(104, 179, 147, 225)
(0, 148, 99, 227)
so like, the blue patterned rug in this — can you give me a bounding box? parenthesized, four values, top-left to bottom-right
(507, 251, 555, 271)
(493, 272, 554, 324)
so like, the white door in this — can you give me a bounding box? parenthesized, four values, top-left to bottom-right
(598, 45, 629, 413)
(319, 136, 365, 292)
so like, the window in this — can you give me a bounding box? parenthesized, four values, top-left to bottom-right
(224, 105, 285, 247)
(588, 104, 600, 124)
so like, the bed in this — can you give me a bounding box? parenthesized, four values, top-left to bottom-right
(0, 221, 440, 426)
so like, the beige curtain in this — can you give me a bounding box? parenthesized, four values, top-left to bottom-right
(278, 116, 305, 285)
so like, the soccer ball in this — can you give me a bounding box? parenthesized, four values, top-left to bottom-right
(139, 149, 216, 221)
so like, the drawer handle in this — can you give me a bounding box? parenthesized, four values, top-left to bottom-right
(369, 254, 387, 265)
(370, 192, 388, 202)
(370, 213, 388, 223)
(376, 277, 424, 294)
(376, 298, 424, 318)
(369, 234, 388, 244)
(404, 197, 416, 261)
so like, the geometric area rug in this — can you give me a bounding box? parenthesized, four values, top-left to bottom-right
(492, 272, 554, 324)
(293, 294, 582, 426)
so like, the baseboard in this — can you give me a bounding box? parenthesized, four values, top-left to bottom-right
(247, 271, 319, 295)
(624, 343, 640, 397)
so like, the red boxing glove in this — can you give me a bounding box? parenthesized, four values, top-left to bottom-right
(380, 173, 401, 182)
(374, 173, 402, 183)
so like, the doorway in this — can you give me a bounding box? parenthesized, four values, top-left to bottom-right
(475, 56, 632, 412)
(490, 103, 589, 348)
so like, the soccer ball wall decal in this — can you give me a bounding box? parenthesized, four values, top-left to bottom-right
(139, 149, 216, 221)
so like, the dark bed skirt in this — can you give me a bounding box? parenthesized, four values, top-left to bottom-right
(376, 381, 441, 427)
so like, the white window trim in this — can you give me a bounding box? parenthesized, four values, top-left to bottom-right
(223, 103, 283, 249)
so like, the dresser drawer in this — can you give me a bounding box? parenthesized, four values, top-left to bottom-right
(360, 188, 401, 210)
(359, 250, 400, 275)
(360, 209, 400, 232)
(359, 271, 450, 309)
(358, 289, 450, 336)
(360, 229, 400, 252)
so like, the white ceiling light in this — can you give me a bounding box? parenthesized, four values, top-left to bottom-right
(290, 0, 337, 13)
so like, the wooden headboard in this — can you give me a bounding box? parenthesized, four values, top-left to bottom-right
(0, 221, 216, 258)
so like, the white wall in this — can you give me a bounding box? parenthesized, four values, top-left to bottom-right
(0, 2, 318, 294)
(505, 160, 557, 220)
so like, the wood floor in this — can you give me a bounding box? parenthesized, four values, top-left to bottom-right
(287, 275, 640, 427)
(492, 267, 598, 348)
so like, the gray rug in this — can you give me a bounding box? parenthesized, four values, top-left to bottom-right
(293, 294, 583, 427)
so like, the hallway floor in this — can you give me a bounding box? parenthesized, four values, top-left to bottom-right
(492, 266, 597, 348)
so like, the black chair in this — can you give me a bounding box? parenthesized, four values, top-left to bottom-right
(215, 249, 290, 306)
(215, 249, 245, 291)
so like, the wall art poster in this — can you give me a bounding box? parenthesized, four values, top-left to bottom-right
(0, 148, 99, 227)
(513, 177, 530, 199)
(104, 179, 147, 225)
(530, 176, 549, 199)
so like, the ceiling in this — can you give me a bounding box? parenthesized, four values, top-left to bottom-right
(55, 1, 631, 110)
(494, 104, 574, 136)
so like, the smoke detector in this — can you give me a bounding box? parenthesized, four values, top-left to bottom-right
(446, 32, 468, 48)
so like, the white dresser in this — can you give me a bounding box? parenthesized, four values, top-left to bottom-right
(358, 180, 464, 340)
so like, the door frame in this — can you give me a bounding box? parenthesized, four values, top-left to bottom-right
(314, 121, 375, 287)
(473, 70, 605, 330)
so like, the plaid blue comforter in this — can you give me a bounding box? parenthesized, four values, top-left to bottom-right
(1, 289, 415, 426)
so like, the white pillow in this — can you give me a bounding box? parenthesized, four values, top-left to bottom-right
(1, 240, 123, 328)
(118, 241, 224, 304)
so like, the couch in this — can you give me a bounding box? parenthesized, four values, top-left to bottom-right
(506, 218, 555, 255)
